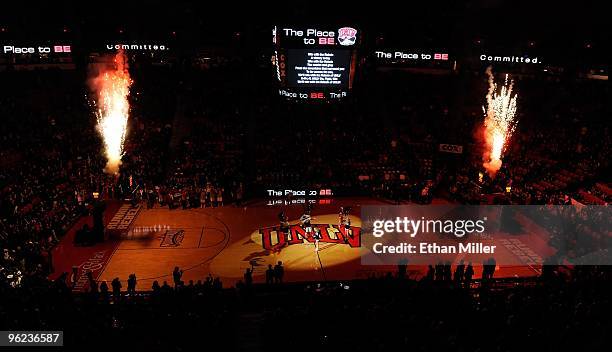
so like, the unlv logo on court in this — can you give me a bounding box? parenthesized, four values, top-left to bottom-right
(259, 224, 360, 251)
(159, 229, 185, 247)
(338, 27, 357, 46)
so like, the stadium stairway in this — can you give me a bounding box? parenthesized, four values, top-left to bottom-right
(169, 93, 190, 150)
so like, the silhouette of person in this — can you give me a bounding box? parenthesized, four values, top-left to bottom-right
(266, 264, 274, 285)
(426, 265, 435, 281)
(111, 278, 121, 300)
(274, 261, 284, 284)
(100, 281, 109, 301)
(70, 266, 79, 288)
(152, 280, 160, 293)
(127, 273, 137, 295)
(465, 262, 474, 288)
(244, 268, 253, 287)
(487, 257, 496, 280)
(172, 266, 183, 287)
(454, 260, 465, 283)
(434, 261, 444, 281)
(397, 259, 408, 279)
(87, 271, 98, 296)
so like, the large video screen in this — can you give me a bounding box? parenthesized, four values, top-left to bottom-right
(286, 49, 351, 88)
(273, 26, 359, 100)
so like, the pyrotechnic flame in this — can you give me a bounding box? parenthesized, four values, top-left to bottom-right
(91, 50, 132, 175)
(482, 67, 518, 178)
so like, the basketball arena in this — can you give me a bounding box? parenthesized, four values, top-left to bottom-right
(1, 2, 608, 350)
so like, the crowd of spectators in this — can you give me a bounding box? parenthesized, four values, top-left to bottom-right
(446, 76, 609, 206)
(0, 70, 108, 284)
(1, 261, 610, 350)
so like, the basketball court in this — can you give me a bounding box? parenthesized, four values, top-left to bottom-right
(50, 198, 551, 291)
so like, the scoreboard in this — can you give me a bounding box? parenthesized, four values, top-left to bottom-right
(273, 26, 359, 100)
